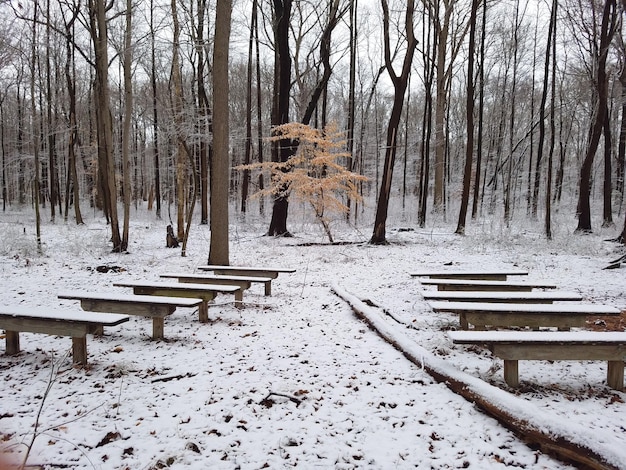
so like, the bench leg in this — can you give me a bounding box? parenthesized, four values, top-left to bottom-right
(5, 331, 20, 355)
(71, 337, 88, 365)
(607, 361, 624, 391)
(503, 360, 519, 388)
(459, 313, 469, 330)
(235, 290, 244, 309)
(152, 318, 165, 340)
(199, 301, 209, 323)
(264, 281, 272, 296)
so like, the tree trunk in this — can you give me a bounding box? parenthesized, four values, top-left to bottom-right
(546, 0, 558, 240)
(576, 0, 617, 233)
(89, 0, 122, 252)
(455, 0, 478, 235)
(370, 0, 417, 244)
(241, 0, 256, 214)
(121, 0, 133, 252)
(208, 0, 232, 265)
(150, 0, 162, 219)
(267, 0, 293, 237)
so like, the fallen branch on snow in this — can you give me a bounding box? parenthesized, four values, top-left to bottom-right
(331, 283, 625, 470)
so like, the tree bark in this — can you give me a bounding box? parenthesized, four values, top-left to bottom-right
(576, 0, 617, 233)
(370, 0, 417, 244)
(89, 0, 122, 252)
(267, 0, 293, 237)
(455, 0, 478, 235)
(208, 0, 232, 265)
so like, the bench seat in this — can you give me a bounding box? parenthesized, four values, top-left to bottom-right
(58, 292, 202, 339)
(429, 301, 620, 330)
(448, 330, 626, 390)
(113, 281, 241, 321)
(161, 272, 274, 296)
(422, 291, 582, 303)
(197, 265, 296, 280)
(410, 270, 528, 281)
(0, 306, 129, 365)
(419, 279, 557, 292)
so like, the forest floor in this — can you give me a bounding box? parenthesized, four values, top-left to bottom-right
(0, 207, 625, 469)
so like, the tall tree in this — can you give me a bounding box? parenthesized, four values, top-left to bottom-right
(208, 0, 232, 264)
(121, 0, 133, 251)
(370, 0, 418, 244)
(455, 0, 478, 235)
(576, 0, 617, 232)
(267, 0, 293, 236)
(88, 0, 122, 251)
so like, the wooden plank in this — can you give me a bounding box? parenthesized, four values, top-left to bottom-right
(419, 279, 557, 292)
(449, 330, 626, 344)
(422, 291, 581, 303)
(411, 270, 528, 281)
(197, 265, 296, 281)
(463, 311, 586, 330)
(0, 307, 130, 364)
(429, 301, 620, 315)
(59, 292, 202, 340)
(113, 281, 243, 321)
(161, 273, 273, 296)
(58, 292, 202, 307)
(0, 306, 131, 326)
(448, 331, 626, 390)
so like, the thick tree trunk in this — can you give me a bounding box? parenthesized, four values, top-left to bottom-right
(268, 0, 293, 237)
(208, 0, 232, 265)
(370, 0, 417, 244)
(576, 0, 617, 233)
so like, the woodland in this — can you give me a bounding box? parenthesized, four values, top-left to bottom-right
(1, 0, 626, 256)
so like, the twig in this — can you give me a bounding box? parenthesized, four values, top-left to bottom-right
(259, 392, 302, 408)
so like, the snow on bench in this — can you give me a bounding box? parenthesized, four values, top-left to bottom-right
(410, 269, 528, 281)
(418, 278, 557, 292)
(113, 281, 242, 321)
(448, 330, 626, 390)
(0, 306, 129, 365)
(422, 291, 582, 303)
(429, 301, 620, 330)
(161, 272, 274, 296)
(197, 265, 296, 280)
(58, 292, 202, 340)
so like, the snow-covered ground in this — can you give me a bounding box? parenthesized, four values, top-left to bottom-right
(0, 207, 625, 469)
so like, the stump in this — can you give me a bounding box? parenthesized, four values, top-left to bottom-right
(166, 225, 179, 248)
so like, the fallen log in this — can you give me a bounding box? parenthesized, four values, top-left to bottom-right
(331, 283, 625, 470)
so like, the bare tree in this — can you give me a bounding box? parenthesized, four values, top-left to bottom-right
(208, 0, 232, 265)
(576, 0, 618, 232)
(370, 0, 418, 244)
(88, 0, 122, 251)
(455, 0, 479, 235)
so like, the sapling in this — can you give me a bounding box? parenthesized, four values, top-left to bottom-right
(239, 122, 367, 242)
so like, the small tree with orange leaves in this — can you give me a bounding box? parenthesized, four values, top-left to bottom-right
(239, 122, 367, 242)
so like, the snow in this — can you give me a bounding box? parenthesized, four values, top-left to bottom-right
(0, 208, 625, 469)
(428, 301, 621, 314)
(448, 330, 626, 343)
(0, 306, 130, 325)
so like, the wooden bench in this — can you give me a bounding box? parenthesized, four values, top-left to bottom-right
(411, 269, 528, 281)
(429, 301, 620, 330)
(161, 272, 274, 296)
(113, 281, 242, 321)
(58, 292, 202, 339)
(448, 330, 626, 390)
(419, 279, 557, 292)
(422, 291, 582, 303)
(0, 306, 129, 365)
(197, 265, 296, 281)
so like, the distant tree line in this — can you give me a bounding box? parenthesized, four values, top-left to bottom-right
(1, 0, 625, 250)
